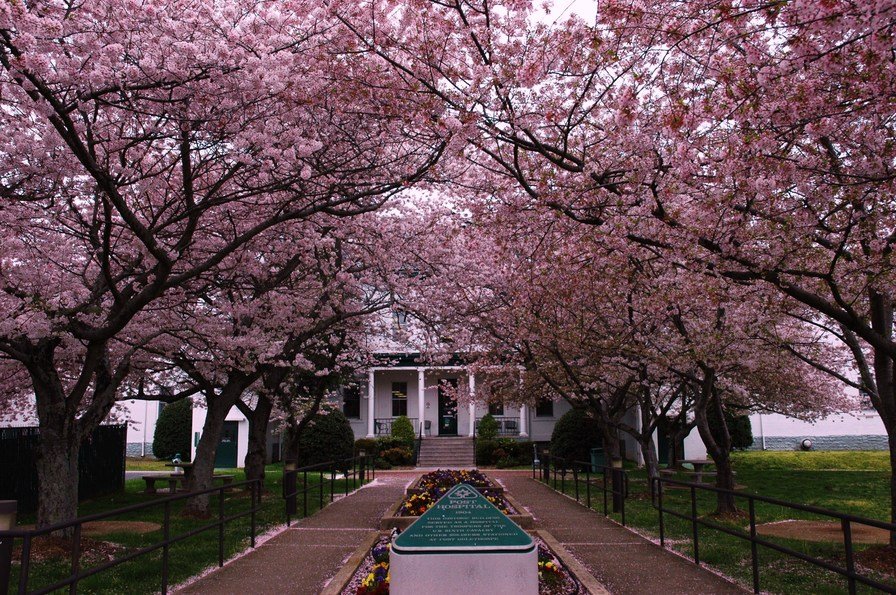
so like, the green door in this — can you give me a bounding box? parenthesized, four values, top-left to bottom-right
(438, 379, 458, 436)
(214, 421, 239, 468)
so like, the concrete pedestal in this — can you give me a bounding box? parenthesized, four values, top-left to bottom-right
(390, 548, 537, 595)
(390, 483, 537, 595)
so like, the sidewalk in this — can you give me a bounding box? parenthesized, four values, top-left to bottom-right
(175, 472, 414, 595)
(490, 470, 746, 594)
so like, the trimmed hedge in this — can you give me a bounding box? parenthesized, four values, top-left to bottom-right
(152, 399, 192, 461)
(477, 413, 499, 441)
(391, 415, 416, 447)
(550, 408, 601, 463)
(476, 438, 535, 467)
(296, 409, 355, 467)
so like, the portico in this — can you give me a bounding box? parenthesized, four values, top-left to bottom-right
(362, 365, 529, 439)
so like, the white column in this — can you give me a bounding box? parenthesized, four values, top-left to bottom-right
(519, 405, 529, 437)
(468, 373, 476, 437)
(417, 368, 426, 436)
(366, 369, 376, 437)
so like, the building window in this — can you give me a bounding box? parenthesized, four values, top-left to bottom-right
(488, 402, 504, 416)
(392, 382, 408, 417)
(343, 386, 361, 419)
(535, 399, 554, 418)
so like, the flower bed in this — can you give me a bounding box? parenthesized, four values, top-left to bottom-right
(343, 536, 581, 594)
(382, 469, 533, 529)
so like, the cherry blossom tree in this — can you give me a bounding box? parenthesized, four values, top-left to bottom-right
(0, 0, 445, 528)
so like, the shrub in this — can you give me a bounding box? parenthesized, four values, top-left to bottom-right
(477, 414, 499, 441)
(476, 439, 498, 466)
(380, 446, 414, 466)
(296, 409, 355, 467)
(354, 438, 379, 457)
(476, 438, 536, 467)
(708, 407, 754, 451)
(376, 436, 410, 453)
(550, 408, 601, 463)
(391, 415, 416, 447)
(152, 399, 192, 461)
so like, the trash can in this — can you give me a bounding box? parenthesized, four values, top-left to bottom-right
(590, 447, 605, 472)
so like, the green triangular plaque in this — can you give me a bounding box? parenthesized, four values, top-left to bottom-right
(393, 483, 534, 553)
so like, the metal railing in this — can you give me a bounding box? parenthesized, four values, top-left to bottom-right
(282, 455, 373, 526)
(0, 479, 261, 595)
(413, 422, 424, 466)
(373, 418, 419, 436)
(535, 453, 629, 525)
(652, 476, 896, 594)
(475, 416, 521, 436)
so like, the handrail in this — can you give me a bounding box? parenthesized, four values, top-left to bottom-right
(535, 452, 628, 525)
(0, 478, 261, 595)
(413, 422, 424, 466)
(281, 455, 372, 526)
(652, 476, 896, 594)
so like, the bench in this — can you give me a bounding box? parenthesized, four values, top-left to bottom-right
(142, 474, 184, 494)
(143, 473, 236, 494)
(659, 468, 736, 484)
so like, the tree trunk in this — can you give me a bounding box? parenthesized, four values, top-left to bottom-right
(35, 426, 79, 534)
(694, 379, 737, 515)
(639, 436, 660, 481)
(185, 378, 249, 516)
(242, 395, 273, 487)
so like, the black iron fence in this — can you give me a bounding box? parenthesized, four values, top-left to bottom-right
(534, 453, 629, 525)
(652, 476, 896, 594)
(0, 426, 126, 513)
(282, 455, 374, 526)
(0, 479, 261, 595)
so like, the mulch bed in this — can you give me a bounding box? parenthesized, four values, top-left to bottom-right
(756, 520, 889, 544)
(855, 545, 896, 577)
(11, 521, 160, 564)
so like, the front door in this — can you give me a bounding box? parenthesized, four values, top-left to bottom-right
(214, 421, 239, 468)
(438, 379, 458, 436)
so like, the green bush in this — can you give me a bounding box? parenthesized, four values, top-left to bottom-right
(708, 406, 754, 451)
(376, 435, 410, 452)
(476, 439, 498, 465)
(380, 446, 414, 466)
(296, 409, 355, 467)
(354, 438, 379, 456)
(476, 438, 535, 467)
(152, 399, 192, 461)
(391, 415, 416, 447)
(477, 414, 499, 441)
(550, 408, 601, 463)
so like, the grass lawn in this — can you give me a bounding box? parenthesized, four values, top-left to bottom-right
(10, 463, 372, 594)
(546, 451, 893, 594)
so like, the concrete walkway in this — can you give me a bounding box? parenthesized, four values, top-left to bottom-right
(491, 470, 746, 594)
(175, 472, 413, 595)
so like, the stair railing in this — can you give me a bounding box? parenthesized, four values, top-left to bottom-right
(413, 419, 424, 466)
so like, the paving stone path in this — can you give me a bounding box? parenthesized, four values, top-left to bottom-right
(174, 472, 413, 595)
(175, 469, 745, 594)
(491, 470, 746, 594)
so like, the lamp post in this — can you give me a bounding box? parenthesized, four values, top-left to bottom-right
(358, 450, 366, 483)
(0, 500, 17, 594)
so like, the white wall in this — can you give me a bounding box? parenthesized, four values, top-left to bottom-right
(190, 400, 249, 468)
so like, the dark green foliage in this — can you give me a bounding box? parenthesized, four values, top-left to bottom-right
(152, 399, 192, 461)
(376, 436, 409, 452)
(380, 447, 414, 466)
(391, 415, 415, 447)
(477, 413, 499, 440)
(708, 406, 754, 451)
(354, 438, 379, 456)
(296, 409, 355, 467)
(550, 408, 601, 463)
(476, 439, 535, 467)
(476, 439, 497, 465)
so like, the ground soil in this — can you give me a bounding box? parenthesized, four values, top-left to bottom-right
(855, 545, 896, 577)
(756, 520, 890, 544)
(12, 521, 160, 563)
